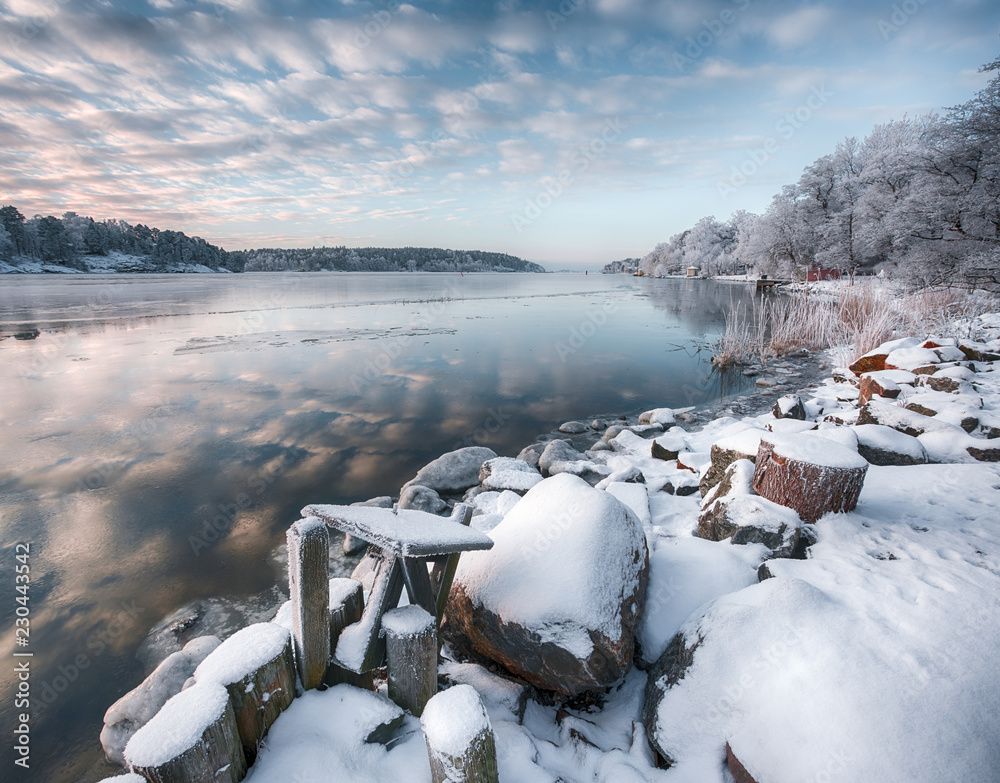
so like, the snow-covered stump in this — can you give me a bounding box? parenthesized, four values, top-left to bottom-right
(752, 436, 868, 524)
(421, 685, 499, 783)
(383, 605, 438, 716)
(324, 578, 372, 690)
(286, 518, 330, 690)
(124, 683, 246, 783)
(193, 623, 295, 766)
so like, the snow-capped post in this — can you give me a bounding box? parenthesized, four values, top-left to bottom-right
(286, 518, 330, 690)
(192, 623, 296, 766)
(752, 435, 868, 524)
(324, 577, 372, 689)
(421, 684, 499, 783)
(123, 683, 247, 783)
(383, 605, 438, 716)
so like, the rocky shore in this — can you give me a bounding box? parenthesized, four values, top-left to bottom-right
(98, 314, 1000, 783)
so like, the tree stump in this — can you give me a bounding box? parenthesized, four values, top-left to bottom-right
(287, 518, 330, 690)
(422, 685, 499, 783)
(325, 578, 373, 689)
(193, 623, 295, 766)
(752, 436, 868, 524)
(383, 605, 438, 716)
(124, 683, 246, 783)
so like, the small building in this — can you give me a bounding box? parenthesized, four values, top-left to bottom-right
(686, 266, 699, 278)
(807, 267, 841, 282)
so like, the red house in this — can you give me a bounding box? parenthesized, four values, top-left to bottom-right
(806, 267, 841, 282)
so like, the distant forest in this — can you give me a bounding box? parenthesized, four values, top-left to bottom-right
(0, 205, 545, 274)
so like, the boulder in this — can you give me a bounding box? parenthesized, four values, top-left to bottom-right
(404, 447, 498, 494)
(848, 337, 922, 375)
(856, 399, 961, 438)
(853, 424, 927, 466)
(538, 439, 586, 475)
(558, 420, 588, 434)
(479, 456, 543, 494)
(698, 468, 801, 558)
(101, 636, 221, 767)
(771, 394, 806, 420)
(651, 431, 690, 461)
(884, 346, 941, 372)
(752, 434, 868, 524)
(958, 339, 1000, 362)
(398, 484, 447, 514)
(516, 442, 546, 469)
(699, 428, 766, 497)
(539, 439, 612, 485)
(639, 407, 677, 427)
(444, 474, 648, 697)
(858, 373, 901, 405)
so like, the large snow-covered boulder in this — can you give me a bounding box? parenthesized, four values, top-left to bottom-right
(403, 447, 498, 494)
(853, 424, 928, 466)
(101, 636, 221, 767)
(444, 474, 648, 696)
(398, 484, 447, 514)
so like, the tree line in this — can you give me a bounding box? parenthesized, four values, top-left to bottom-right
(0, 207, 546, 274)
(0, 206, 242, 271)
(638, 55, 1000, 292)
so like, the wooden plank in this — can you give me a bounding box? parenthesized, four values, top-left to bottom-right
(333, 552, 404, 673)
(401, 558, 437, 615)
(224, 636, 295, 765)
(301, 503, 493, 557)
(325, 578, 373, 689)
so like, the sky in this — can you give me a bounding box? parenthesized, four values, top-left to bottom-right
(0, 1, 998, 269)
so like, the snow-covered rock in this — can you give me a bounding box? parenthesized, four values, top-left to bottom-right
(403, 447, 498, 493)
(639, 407, 677, 427)
(558, 420, 589, 434)
(699, 428, 766, 497)
(100, 636, 221, 767)
(479, 456, 543, 493)
(853, 424, 928, 466)
(771, 394, 806, 420)
(398, 484, 448, 514)
(445, 474, 649, 696)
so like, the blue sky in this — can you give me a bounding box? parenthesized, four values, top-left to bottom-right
(1, 0, 998, 268)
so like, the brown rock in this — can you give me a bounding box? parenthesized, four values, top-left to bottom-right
(968, 445, 1000, 462)
(699, 430, 764, 497)
(727, 742, 761, 783)
(752, 437, 868, 524)
(859, 374, 901, 406)
(849, 353, 887, 376)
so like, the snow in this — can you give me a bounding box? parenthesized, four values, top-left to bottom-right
(852, 424, 926, 461)
(711, 427, 766, 457)
(609, 429, 654, 454)
(123, 682, 230, 768)
(382, 604, 434, 636)
(246, 685, 412, 781)
(453, 473, 646, 656)
(637, 536, 765, 665)
(301, 504, 494, 557)
(330, 577, 362, 606)
(438, 662, 526, 723)
(813, 423, 860, 451)
(885, 346, 940, 370)
(761, 432, 868, 469)
(864, 369, 916, 386)
(648, 463, 1000, 782)
(421, 684, 492, 757)
(95, 775, 146, 783)
(193, 622, 290, 686)
(606, 481, 651, 527)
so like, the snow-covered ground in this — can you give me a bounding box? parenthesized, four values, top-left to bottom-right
(106, 313, 1000, 783)
(0, 251, 225, 274)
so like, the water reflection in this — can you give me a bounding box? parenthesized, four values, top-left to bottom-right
(0, 273, 755, 781)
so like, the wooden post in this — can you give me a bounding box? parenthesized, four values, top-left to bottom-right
(124, 683, 246, 783)
(422, 685, 499, 783)
(192, 623, 296, 766)
(432, 504, 473, 647)
(383, 605, 437, 716)
(324, 578, 373, 689)
(287, 518, 330, 690)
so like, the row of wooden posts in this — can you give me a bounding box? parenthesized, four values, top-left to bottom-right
(112, 512, 498, 783)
